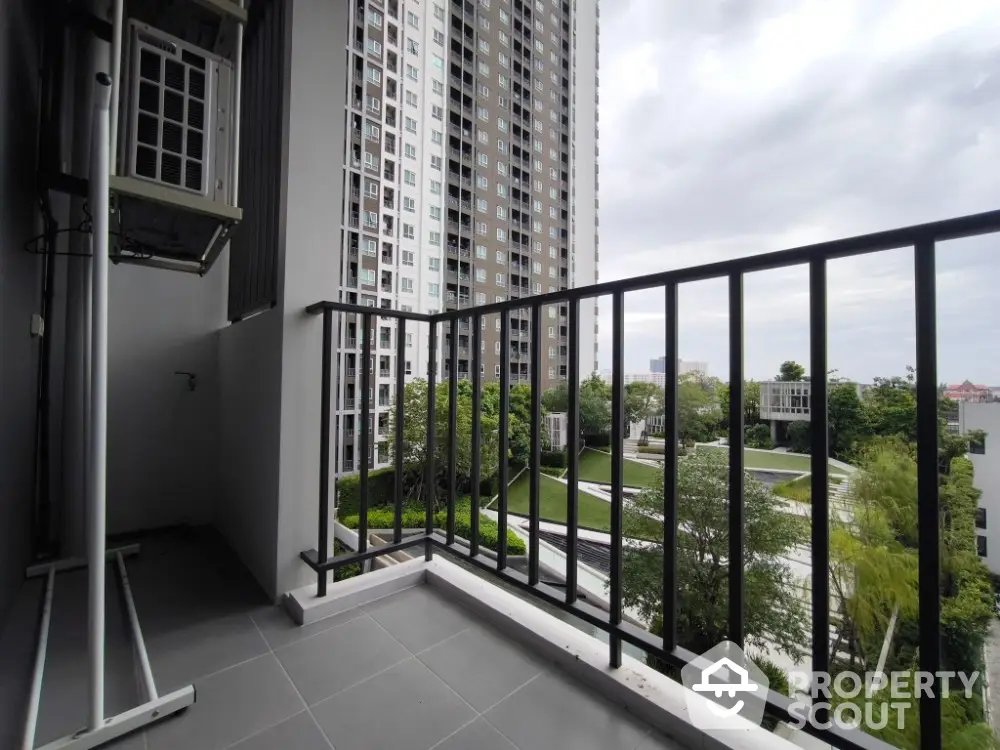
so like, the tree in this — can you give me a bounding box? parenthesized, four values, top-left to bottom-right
(716, 380, 762, 430)
(777, 361, 806, 381)
(744, 423, 772, 449)
(787, 420, 810, 453)
(389, 378, 502, 507)
(622, 450, 809, 660)
(625, 381, 662, 426)
(579, 373, 612, 435)
(676, 373, 721, 443)
(541, 382, 568, 413)
(827, 383, 864, 460)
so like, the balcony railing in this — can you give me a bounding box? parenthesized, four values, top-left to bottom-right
(302, 209, 1000, 750)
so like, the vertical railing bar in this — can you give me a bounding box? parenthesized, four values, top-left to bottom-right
(498, 313, 511, 571)
(394, 318, 406, 545)
(447, 321, 459, 545)
(425, 321, 438, 561)
(317, 309, 332, 597)
(359, 312, 372, 556)
(662, 283, 679, 651)
(610, 291, 625, 668)
(914, 238, 941, 750)
(809, 258, 831, 713)
(727, 273, 745, 647)
(470, 314, 483, 556)
(528, 303, 542, 585)
(565, 298, 580, 604)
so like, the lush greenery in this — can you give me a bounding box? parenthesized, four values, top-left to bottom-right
(541, 449, 567, 468)
(389, 378, 545, 509)
(340, 500, 526, 555)
(337, 467, 398, 516)
(828, 439, 997, 749)
(542, 373, 612, 436)
(771, 474, 812, 503)
(695, 444, 823, 472)
(744, 422, 773, 449)
(332, 539, 361, 581)
(577, 447, 662, 487)
(622, 450, 809, 659)
(505, 471, 613, 532)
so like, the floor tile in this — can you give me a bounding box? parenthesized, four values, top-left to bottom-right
(431, 719, 519, 750)
(484, 670, 651, 750)
(635, 729, 685, 749)
(145, 654, 304, 750)
(145, 611, 269, 692)
(251, 604, 365, 651)
(311, 658, 476, 750)
(274, 614, 409, 705)
(363, 585, 473, 652)
(229, 711, 331, 750)
(418, 625, 545, 710)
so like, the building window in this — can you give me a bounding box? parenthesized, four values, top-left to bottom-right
(533, 261, 542, 273)
(431, 105, 444, 120)
(497, 228, 506, 241)
(498, 74, 509, 90)
(364, 210, 377, 227)
(407, 38, 419, 54)
(477, 198, 488, 213)
(433, 30, 445, 46)
(478, 130, 489, 144)
(978, 535, 987, 557)
(401, 277, 414, 292)
(405, 91, 418, 107)
(404, 169, 416, 185)
(407, 11, 419, 27)
(367, 39, 383, 56)
(496, 273, 505, 286)
(477, 106, 489, 121)
(429, 206, 441, 221)
(368, 9, 383, 27)
(406, 333, 413, 347)
(403, 197, 415, 212)
(495, 341, 502, 354)
(976, 508, 987, 529)
(477, 153, 488, 166)
(430, 155, 442, 169)
(476, 175, 488, 189)
(401, 250, 415, 265)
(433, 56, 443, 70)
(428, 282, 440, 296)
(495, 364, 501, 377)
(498, 140, 508, 154)
(478, 61, 490, 76)
(496, 251, 505, 263)
(429, 257, 441, 271)
(429, 231, 441, 245)
(431, 130, 443, 144)
(360, 269, 376, 284)
(433, 4, 444, 20)
(497, 184, 507, 197)
(404, 144, 417, 159)
(497, 206, 507, 219)
(497, 162, 507, 176)
(479, 38, 490, 53)
(533, 199, 542, 213)
(499, 30, 509, 46)
(548, 326, 555, 338)
(476, 244, 487, 259)
(431, 180, 442, 194)
(498, 118, 508, 132)
(475, 268, 486, 281)
(476, 292, 486, 304)
(432, 79, 444, 95)
(406, 64, 419, 80)
(367, 67, 381, 85)
(475, 221, 487, 235)
(405, 360, 413, 374)
(403, 223, 415, 239)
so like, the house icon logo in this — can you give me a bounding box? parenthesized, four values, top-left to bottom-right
(680, 641, 769, 730)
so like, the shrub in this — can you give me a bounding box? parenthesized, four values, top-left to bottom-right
(340, 501, 526, 555)
(332, 539, 361, 581)
(772, 474, 811, 503)
(541, 450, 567, 468)
(540, 466, 564, 477)
(584, 433, 610, 448)
(637, 446, 664, 455)
(337, 467, 397, 516)
(650, 432, 665, 439)
(744, 423, 774, 450)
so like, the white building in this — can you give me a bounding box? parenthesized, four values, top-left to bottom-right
(959, 402, 997, 573)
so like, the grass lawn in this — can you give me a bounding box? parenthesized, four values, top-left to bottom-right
(577, 448, 661, 488)
(772, 474, 812, 503)
(505, 471, 611, 531)
(695, 444, 842, 472)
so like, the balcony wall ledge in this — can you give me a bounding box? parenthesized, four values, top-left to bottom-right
(286, 555, 800, 750)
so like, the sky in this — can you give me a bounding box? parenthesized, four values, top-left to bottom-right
(595, 0, 1000, 385)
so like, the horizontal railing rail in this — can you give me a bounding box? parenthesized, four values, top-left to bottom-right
(303, 209, 1000, 750)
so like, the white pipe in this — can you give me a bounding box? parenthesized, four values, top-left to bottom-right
(88, 72, 113, 731)
(108, 0, 123, 175)
(21, 567, 56, 750)
(115, 552, 158, 701)
(231, 2, 244, 205)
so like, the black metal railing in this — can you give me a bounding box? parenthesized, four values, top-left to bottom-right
(302, 209, 1000, 750)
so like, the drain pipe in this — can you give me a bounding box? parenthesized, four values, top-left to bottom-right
(87, 71, 112, 731)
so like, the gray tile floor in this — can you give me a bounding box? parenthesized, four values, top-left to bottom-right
(0, 527, 685, 750)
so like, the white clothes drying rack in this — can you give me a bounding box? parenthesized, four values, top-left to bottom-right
(19, 72, 196, 750)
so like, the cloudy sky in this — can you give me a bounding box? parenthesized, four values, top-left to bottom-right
(596, 0, 1000, 384)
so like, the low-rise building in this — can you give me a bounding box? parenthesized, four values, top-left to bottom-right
(959, 402, 997, 573)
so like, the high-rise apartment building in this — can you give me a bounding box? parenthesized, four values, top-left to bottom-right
(335, 0, 599, 475)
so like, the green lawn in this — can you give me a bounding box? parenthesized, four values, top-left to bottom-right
(577, 448, 661, 488)
(695, 445, 840, 472)
(505, 472, 611, 531)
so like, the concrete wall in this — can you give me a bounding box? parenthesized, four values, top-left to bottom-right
(273, 0, 348, 597)
(0, 0, 42, 624)
(106, 262, 227, 533)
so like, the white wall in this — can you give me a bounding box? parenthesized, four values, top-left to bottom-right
(106, 263, 227, 533)
(960, 402, 1000, 575)
(274, 0, 349, 597)
(0, 0, 42, 625)
(570, 0, 600, 375)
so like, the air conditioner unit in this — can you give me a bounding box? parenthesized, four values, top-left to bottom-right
(122, 20, 234, 201)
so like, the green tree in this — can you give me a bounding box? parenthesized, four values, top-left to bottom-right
(744, 423, 773, 449)
(677, 373, 721, 443)
(622, 450, 809, 659)
(777, 360, 806, 381)
(716, 380, 762, 429)
(787, 420, 810, 453)
(579, 373, 612, 435)
(625, 381, 663, 426)
(828, 382, 864, 460)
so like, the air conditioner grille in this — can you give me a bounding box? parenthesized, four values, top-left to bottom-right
(132, 43, 208, 193)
